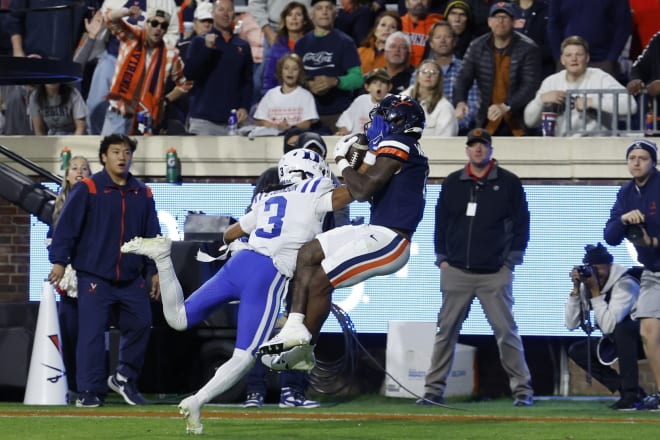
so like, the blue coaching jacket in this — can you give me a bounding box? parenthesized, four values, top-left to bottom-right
(605, 169, 660, 272)
(49, 169, 160, 282)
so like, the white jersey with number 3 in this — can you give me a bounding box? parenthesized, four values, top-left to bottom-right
(239, 176, 335, 277)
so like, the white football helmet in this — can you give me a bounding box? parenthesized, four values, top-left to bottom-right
(278, 149, 330, 185)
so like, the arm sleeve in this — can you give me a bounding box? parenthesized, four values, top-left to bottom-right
(508, 42, 542, 112)
(238, 209, 257, 235)
(604, 188, 628, 247)
(506, 177, 530, 266)
(453, 45, 477, 104)
(564, 294, 582, 330)
(592, 277, 639, 334)
(183, 36, 219, 80)
(630, 33, 660, 82)
(434, 187, 448, 264)
(338, 65, 365, 91)
(524, 87, 545, 128)
(48, 183, 89, 265)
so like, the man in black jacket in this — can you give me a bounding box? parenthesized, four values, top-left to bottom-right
(453, 1, 541, 136)
(417, 128, 534, 407)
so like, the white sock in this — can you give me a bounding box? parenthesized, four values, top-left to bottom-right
(195, 349, 254, 405)
(155, 257, 188, 330)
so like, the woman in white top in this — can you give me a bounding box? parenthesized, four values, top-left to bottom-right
(402, 59, 458, 137)
(253, 53, 319, 132)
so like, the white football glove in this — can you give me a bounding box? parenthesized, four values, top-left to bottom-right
(333, 134, 359, 161)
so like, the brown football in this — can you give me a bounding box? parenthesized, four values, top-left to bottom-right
(345, 133, 369, 169)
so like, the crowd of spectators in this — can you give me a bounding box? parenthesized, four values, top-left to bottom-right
(0, 0, 658, 137)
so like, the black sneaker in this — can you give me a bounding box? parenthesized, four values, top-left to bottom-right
(108, 373, 146, 405)
(610, 394, 643, 411)
(415, 394, 445, 405)
(75, 391, 103, 408)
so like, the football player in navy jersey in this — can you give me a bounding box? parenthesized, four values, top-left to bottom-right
(120, 149, 353, 435)
(259, 94, 429, 369)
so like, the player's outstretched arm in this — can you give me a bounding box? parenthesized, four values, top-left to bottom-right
(222, 222, 247, 244)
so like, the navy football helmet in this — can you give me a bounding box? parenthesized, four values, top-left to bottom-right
(367, 95, 425, 139)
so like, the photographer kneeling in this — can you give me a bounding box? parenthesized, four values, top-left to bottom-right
(565, 243, 646, 410)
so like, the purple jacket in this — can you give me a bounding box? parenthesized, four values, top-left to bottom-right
(49, 169, 160, 282)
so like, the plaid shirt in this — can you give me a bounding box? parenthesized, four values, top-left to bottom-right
(442, 55, 479, 132)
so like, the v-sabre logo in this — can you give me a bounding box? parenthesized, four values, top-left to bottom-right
(42, 334, 66, 383)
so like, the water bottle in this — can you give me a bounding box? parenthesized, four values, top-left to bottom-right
(645, 102, 655, 137)
(60, 147, 71, 172)
(166, 147, 181, 184)
(227, 109, 238, 136)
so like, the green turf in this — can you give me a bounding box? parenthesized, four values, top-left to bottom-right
(1, 394, 658, 439)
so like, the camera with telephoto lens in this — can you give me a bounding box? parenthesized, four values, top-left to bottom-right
(577, 265, 592, 277)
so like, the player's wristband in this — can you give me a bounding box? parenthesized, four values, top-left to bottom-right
(364, 151, 376, 166)
(337, 159, 350, 174)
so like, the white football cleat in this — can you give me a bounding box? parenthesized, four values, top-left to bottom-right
(262, 344, 316, 372)
(178, 395, 203, 435)
(259, 321, 312, 355)
(121, 235, 171, 261)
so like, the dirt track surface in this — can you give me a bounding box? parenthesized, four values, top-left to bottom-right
(2, 409, 660, 424)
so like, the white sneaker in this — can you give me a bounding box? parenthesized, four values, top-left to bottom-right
(259, 321, 312, 355)
(178, 395, 203, 435)
(262, 345, 316, 372)
(121, 235, 171, 261)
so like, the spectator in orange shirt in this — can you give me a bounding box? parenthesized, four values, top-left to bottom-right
(401, 0, 442, 67)
(102, 5, 191, 135)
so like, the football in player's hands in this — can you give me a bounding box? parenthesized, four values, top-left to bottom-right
(345, 133, 369, 169)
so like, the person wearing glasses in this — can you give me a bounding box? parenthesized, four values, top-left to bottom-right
(453, 1, 540, 137)
(101, 4, 191, 135)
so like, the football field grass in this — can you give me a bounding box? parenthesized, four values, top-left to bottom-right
(1, 394, 659, 439)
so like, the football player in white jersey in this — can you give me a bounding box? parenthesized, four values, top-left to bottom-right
(258, 95, 429, 370)
(120, 149, 353, 435)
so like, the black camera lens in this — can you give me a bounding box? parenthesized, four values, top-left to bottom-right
(625, 224, 646, 241)
(577, 265, 592, 277)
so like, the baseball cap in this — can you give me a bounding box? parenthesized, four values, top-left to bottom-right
(146, 8, 171, 22)
(626, 139, 658, 164)
(364, 68, 391, 84)
(466, 128, 492, 146)
(194, 2, 213, 20)
(489, 1, 515, 17)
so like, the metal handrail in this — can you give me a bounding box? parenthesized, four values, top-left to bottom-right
(0, 144, 62, 184)
(562, 89, 657, 137)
